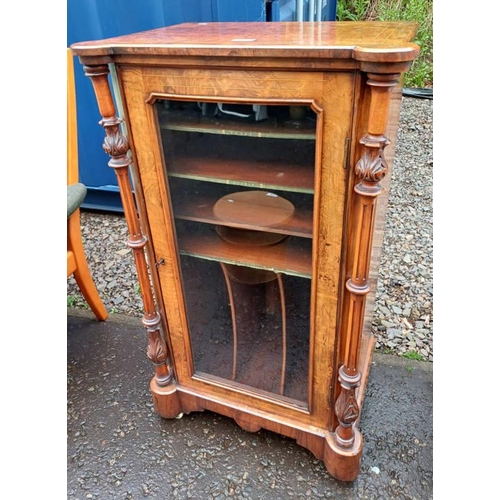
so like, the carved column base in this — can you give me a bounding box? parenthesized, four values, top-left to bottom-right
(323, 430, 363, 482)
(150, 378, 182, 419)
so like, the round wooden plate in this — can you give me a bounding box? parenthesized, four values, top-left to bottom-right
(213, 190, 295, 227)
(213, 190, 294, 246)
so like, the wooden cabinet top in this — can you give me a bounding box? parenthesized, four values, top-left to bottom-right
(71, 21, 419, 64)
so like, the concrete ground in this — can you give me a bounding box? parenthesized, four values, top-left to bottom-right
(67, 308, 433, 499)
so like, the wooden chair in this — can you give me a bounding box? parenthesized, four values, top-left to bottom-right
(67, 48, 108, 321)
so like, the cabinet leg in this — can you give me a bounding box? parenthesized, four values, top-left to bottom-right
(150, 378, 182, 419)
(323, 430, 363, 482)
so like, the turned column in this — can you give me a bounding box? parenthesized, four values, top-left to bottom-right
(333, 72, 401, 448)
(82, 63, 173, 387)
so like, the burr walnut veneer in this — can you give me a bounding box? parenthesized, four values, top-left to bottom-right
(71, 21, 419, 481)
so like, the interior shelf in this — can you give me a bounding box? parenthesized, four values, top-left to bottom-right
(158, 106, 316, 140)
(167, 155, 314, 193)
(173, 191, 314, 238)
(161, 117, 316, 193)
(176, 222, 312, 278)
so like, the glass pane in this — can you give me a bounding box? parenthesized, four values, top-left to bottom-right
(156, 99, 316, 406)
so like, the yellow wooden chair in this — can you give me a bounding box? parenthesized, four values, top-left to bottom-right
(67, 48, 108, 321)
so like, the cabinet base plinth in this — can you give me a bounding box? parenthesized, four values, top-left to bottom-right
(323, 430, 363, 482)
(150, 381, 364, 481)
(150, 378, 182, 418)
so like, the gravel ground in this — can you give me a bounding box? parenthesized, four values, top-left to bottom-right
(67, 96, 433, 361)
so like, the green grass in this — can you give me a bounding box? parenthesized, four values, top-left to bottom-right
(336, 0, 433, 88)
(67, 295, 79, 307)
(402, 351, 424, 361)
(336, 0, 371, 20)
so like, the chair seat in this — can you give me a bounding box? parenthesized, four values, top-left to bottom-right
(67, 183, 87, 218)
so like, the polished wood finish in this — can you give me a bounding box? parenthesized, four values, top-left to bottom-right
(71, 21, 419, 63)
(72, 21, 418, 482)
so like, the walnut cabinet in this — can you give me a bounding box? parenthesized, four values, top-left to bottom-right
(71, 21, 419, 481)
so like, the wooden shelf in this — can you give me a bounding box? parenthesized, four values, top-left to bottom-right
(173, 191, 313, 238)
(177, 224, 312, 278)
(168, 155, 314, 193)
(159, 107, 316, 140)
(162, 119, 316, 193)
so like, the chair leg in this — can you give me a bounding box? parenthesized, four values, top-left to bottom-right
(68, 210, 108, 321)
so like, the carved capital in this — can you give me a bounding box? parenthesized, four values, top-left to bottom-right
(100, 121, 129, 157)
(98, 118, 132, 170)
(355, 134, 390, 182)
(354, 134, 390, 196)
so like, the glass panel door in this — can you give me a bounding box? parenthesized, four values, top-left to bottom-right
(156, 99, 317, 406)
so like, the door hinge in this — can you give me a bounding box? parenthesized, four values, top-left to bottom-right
(343, 137, 351, 170)
(328, 384, 334, 404)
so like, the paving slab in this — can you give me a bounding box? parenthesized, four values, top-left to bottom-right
(67, 308, 433, 499)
